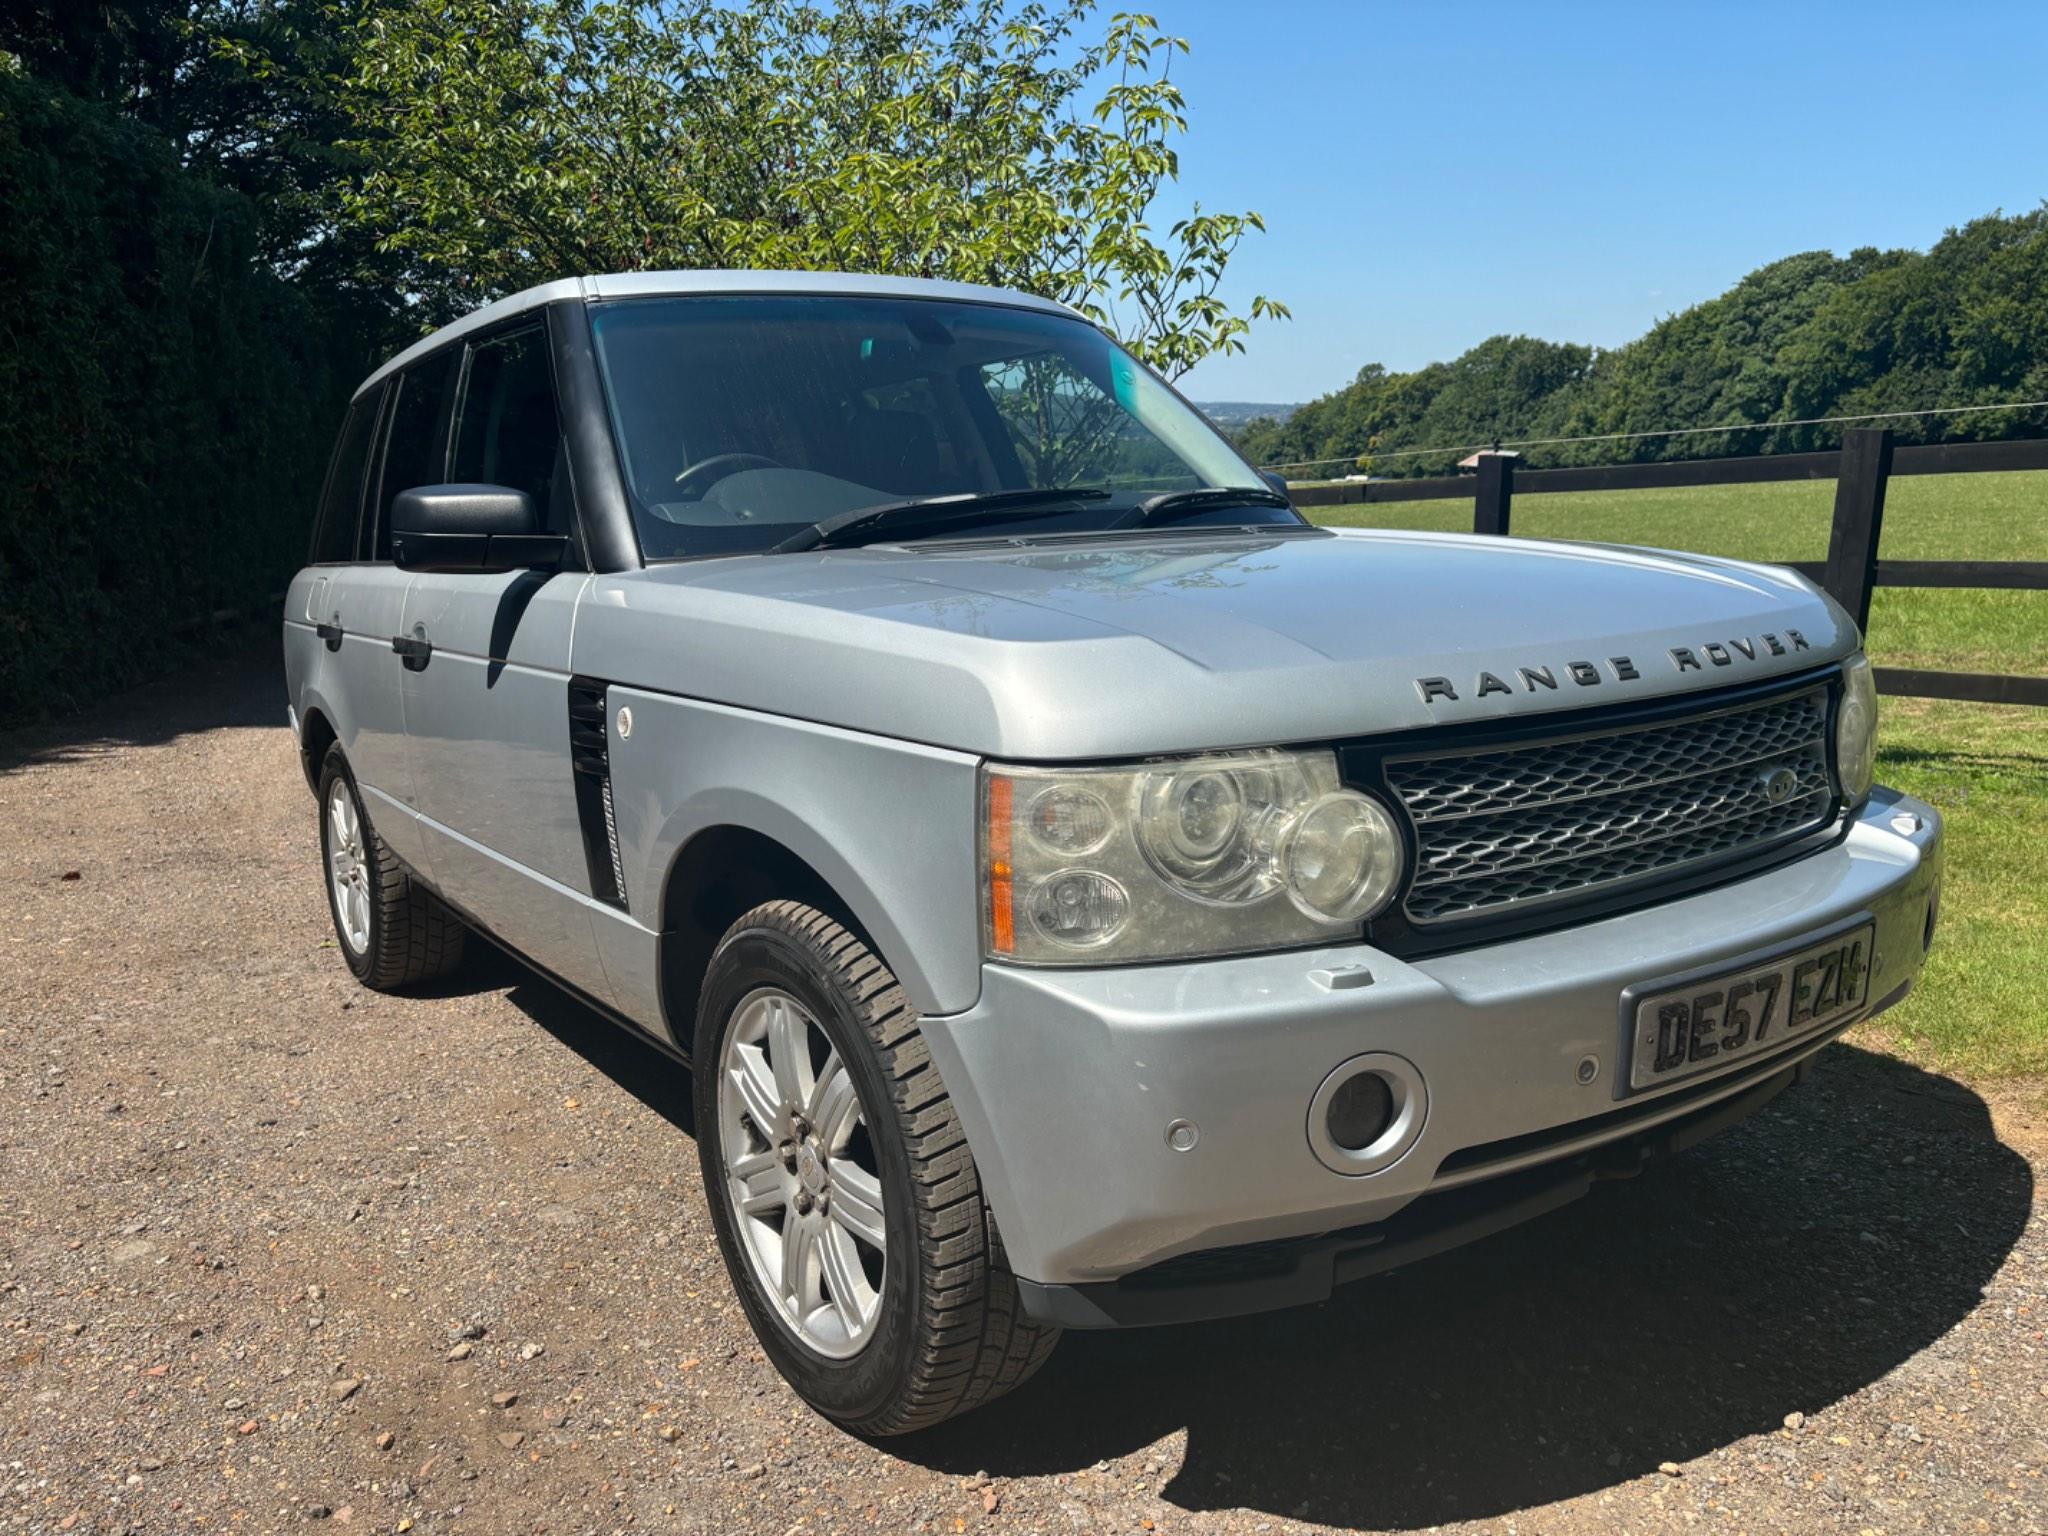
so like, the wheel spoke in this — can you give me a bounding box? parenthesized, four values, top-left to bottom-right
(765, 997, 811, 1111)
(730, 1148, 785, 1217)
(806, 1052, 861, 1150)
(827, 1161, 886, 1252)
(818, 1224, 870, 1334)
(780, 1211, 819, 1311)
(727, 1045, 783, 1138)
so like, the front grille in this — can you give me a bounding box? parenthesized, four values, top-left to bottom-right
(1385, 686, 1836, 925)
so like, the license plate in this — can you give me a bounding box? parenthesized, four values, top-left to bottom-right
(1627, 923, 1875, 1091)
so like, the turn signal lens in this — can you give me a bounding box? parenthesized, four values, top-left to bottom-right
(986, 773, 1015, 955)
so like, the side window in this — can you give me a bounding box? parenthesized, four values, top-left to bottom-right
(451, 327, 567, 529)
(309, 390, 381, 563)
(368, 350, 461, 560)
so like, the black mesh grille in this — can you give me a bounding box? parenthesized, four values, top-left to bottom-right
(1387, 688, 1836, 925)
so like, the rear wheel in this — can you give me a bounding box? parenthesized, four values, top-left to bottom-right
(694, 901, 1059, 1434)
(317, 746, 465, 990)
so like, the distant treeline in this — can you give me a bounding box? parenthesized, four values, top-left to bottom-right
(1237, 210, 2048, 478)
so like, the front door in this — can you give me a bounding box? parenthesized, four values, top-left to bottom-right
(393, 323, 613, 1003)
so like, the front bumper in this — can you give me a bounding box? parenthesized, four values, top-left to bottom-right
(918, 788, 1942, 1320)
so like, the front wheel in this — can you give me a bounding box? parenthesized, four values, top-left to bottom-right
(694, 902, 1058, 1434)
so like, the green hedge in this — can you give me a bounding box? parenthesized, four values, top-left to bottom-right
(0, 73, 368, 725)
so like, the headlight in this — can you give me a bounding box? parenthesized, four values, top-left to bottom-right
(983, 749, 1406, 964)
(1836, 652, 1878, 807)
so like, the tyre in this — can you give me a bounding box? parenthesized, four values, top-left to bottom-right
(694, 901, 1059, 1434)
(317, 745, 466, 990)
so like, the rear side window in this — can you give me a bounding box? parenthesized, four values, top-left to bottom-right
(452, 326, 565, 526)
(368, 351, 461, 560)
(309, 391, 381, 563)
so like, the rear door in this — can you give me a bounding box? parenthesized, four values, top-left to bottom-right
(396, 322, 611, 1001)
(307, 384, 431, 871)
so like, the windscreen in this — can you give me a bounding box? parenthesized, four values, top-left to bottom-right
(588, 294, 1281, 559)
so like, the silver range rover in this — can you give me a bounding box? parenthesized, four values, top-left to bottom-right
(283, 271, 1942, 1433)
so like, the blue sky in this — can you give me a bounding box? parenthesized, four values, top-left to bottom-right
(1164, 1, 2048, 402)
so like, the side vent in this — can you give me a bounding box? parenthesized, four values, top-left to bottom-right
(568, 677, 629, 909)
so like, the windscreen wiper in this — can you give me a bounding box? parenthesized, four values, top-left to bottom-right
(771, 486, 1113, 554)
(1127, 485, 1295, 528)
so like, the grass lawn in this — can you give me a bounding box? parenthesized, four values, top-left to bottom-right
(1309, 470, 2048, 1080)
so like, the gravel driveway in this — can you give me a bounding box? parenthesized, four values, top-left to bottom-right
(3, 643, 2043, 1536)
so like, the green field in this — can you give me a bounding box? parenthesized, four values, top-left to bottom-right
(1310, 470, 2048, 1081)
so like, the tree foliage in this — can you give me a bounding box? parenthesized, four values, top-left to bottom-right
(0, 70, 369, 721)
(1239, 210, 2048, 475)
(1, 1, 411, 309)
(335, 0, 1286, 377)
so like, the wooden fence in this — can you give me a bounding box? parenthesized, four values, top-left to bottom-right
(1287, 428, 2048, 707)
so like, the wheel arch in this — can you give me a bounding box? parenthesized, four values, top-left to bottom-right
(298, 704, 339, 795)
(656, 819, 889, 1048)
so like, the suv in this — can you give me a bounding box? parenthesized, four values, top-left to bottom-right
(284, 271, 1942, 1433)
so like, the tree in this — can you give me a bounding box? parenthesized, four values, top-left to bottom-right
(1237, 207, 2048, 475)
(334, 0, 1286, 377)
(1, 1, 421, 327)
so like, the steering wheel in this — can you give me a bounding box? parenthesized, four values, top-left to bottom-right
(672, 453, 782, 498)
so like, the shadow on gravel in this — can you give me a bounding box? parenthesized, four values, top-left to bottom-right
(397, 894, 2030, 1531)
(0, 635, 283, 774)
(896, 1044, 2031, 1530)
(468, 944, 699, 1139)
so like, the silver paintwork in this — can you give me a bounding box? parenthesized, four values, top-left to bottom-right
(399, 571, 615, 1004)
(576, 531, 1855, 762)
(281, 273, 1940, 1304)
(718, 987, 888, 1358)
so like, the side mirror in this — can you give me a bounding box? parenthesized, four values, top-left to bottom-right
(1259, 469, 1291, 499)
(391, 484, 566, 573)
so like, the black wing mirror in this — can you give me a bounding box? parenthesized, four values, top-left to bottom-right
(391, 484, 567, 573)
(1258, 469, 1290, 499)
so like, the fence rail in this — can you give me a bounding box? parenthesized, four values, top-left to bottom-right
(1288, 429, 2048, 707)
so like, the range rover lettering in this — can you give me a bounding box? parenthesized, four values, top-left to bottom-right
(283, 271, 1943, 1433)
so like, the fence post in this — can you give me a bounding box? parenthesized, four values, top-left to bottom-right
(1823, 428, 1893, 632)
(1473, 452, 1514, 536)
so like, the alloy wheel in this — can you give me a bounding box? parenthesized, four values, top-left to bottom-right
(325, 781, 371, 956)
(718, 987, 888, 1358)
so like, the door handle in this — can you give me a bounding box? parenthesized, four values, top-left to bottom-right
(315, 620, 344, 652)
(391, 634, 433, 671)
